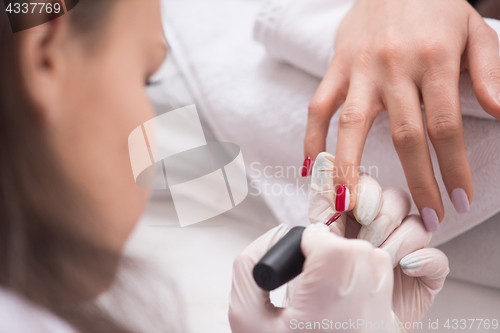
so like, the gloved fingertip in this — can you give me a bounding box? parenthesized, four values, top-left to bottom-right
(353, 173, 383, 225)
(311, 152, 335, 176)
(399, 251, 433, 275)
(322, 152, 335, 163)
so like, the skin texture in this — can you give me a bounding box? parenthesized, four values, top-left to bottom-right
(19, 0, 167, 251)
(304, 0, 500, 228)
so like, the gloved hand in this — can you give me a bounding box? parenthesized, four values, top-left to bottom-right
(229, 152, 449, 333)
(229, 223, 397, 333)
(306, 152, 450, 332)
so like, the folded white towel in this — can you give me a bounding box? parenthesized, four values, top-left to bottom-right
(160, 0, 500, 248)
(254, 0, 353, 81)
(254, 0, 500, 121)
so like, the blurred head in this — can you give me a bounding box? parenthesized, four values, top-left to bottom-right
(0, 0, 168, 331)
(18, 0, 166, 250)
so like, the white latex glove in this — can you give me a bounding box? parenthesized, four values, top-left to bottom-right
(305, 152, 450, 332)
(229, 223, 397, 333)
(229, 152, 449, 332)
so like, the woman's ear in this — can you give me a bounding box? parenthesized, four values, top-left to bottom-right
(19, 16, 70, 121)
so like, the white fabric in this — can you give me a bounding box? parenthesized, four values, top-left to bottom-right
(254, 0, 500, 121)
(437, 211, 500, 290)
(0, 288, 77, 333)
(160, 0, 500, 248)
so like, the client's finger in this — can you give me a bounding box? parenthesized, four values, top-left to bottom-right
(358, 186, 412, 247)
(422, 61, 472, 215)
(333, 77, 381, 212)
(304, 57, 348, 176)
(380, 215, 431, 268)
(466, 12, 500, 121)
(385, 79, 444, 232)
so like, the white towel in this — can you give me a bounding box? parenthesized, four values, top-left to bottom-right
(254, 0, 500, 121)
(160, 0, 500, 247)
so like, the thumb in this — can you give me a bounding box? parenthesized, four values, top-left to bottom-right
(229, 225, 289, 332)
(465, 13, 500, 120)
(399, 248, 450, 292)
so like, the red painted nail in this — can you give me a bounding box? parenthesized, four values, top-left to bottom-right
(301, 156, 312, 177)
(335, 184, 350, 212)
(325, 213, 341, 226)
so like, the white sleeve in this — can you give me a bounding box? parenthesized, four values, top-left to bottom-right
(0, 288, 78, 333)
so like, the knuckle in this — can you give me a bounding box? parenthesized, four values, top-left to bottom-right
(335, 44, 350, 57)
(376, 29, 407, 63)
(482, 24, 499, 42)
(308, 98, 328, 118)
(427, 114, 462, 144)
(391, 122, 424, 151)
(417, 38, 449, 61)
(481, 66, 500, 83)
(377, 40, 406, 64)
(443, 163, 464, 178)
(423, 64, 458, 83)
(408, 180, 430, 198)
(339, 105, 368, 129)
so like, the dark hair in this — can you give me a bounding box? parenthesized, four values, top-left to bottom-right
(0, 1, 176, 332)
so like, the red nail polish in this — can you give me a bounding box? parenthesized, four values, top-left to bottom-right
(325, 213, 341, 226)
(335, 184, 350, 212)
(301, 156, 312, 177)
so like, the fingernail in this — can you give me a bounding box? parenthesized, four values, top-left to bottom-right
(421, 207, 439, 232)
(301, 156, 312, 177)
(308, 222, 330, 232)
(451, 188, 469, 214)
(335, 184, 350, 212)
(399, 250, 432, 272)
(325, 213, 341, 226)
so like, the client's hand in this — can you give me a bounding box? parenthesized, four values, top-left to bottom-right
(304, 0, 500, 232)
(305, 152, 449, 332)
